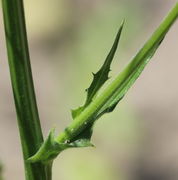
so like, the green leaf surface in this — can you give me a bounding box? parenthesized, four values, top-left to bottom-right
(72, 21, 124, 119)
(85, 21, 124, 106)
(70, 21, 124, 144)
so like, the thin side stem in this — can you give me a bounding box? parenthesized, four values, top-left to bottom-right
(1, 0, 51, 179)
(56, 3, 178, 143)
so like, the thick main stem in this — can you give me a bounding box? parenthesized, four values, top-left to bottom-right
(0, 161, 3, 180)
(2, 0, 51, 179)
(56, 2, 178, 143)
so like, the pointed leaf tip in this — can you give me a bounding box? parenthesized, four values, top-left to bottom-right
(72, 21, 125, 121)
(85, 21, 124, 106)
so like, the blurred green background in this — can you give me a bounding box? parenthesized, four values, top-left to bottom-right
(0, 0, 178, 180)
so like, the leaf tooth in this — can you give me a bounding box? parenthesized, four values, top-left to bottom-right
(70, 21, 124, 147)
(84, 21, 124, 105)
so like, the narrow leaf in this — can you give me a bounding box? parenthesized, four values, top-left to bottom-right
(85, 20, 124, 106)
(72, 21, 124, 119)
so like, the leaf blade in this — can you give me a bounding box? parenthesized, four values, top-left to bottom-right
(85, 20, 124, 106)
(72, 21, 124, 119)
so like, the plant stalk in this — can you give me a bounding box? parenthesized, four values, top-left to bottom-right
(56, 2, 178, 143)
(0, 161, 3, 180)
(1, 0, 52, 179)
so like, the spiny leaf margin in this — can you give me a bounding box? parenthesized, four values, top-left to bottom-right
(28, 3, 178, 163)
(72, 21, 124, 119)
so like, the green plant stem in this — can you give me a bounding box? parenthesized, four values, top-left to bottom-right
(0, 161, 3, 180)
(2, 0, 51, 180)
(56, 3, 178, 143)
